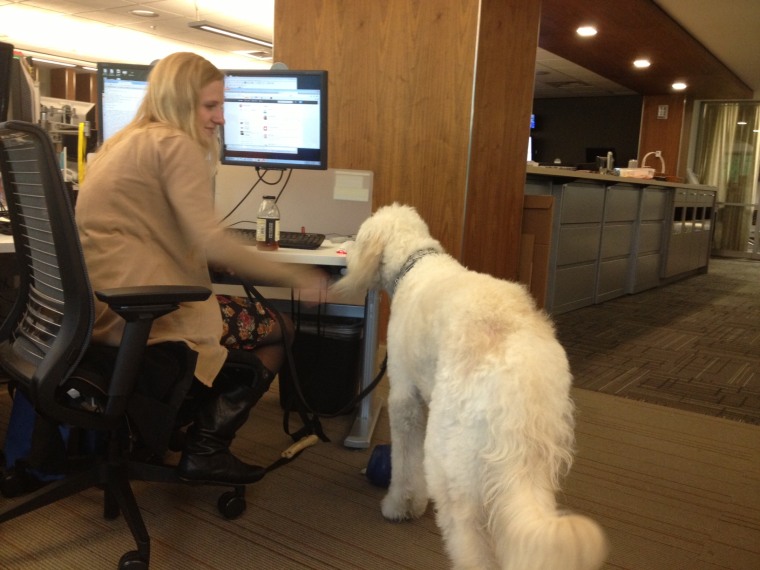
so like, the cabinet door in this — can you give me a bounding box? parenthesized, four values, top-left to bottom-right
(550, 183, 605, 313)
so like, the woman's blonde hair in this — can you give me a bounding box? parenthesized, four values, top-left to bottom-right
(96, 52, 223, 162)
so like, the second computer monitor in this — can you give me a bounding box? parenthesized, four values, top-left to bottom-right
(96, 62, 152, 144)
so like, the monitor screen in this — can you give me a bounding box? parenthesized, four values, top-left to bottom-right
(97, 62, 152, 144)
(0, 41, 14, 122)
(220, 69, 328, 170)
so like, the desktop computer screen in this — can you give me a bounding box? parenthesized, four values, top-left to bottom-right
(0, 41, 14, 122)
(220, 69, 328, 170)
(96, 62, 152, 144)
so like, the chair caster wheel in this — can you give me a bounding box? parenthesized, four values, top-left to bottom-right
(119, 550, 148, 569)
(0, 469, 44, 498)
(0, 471, 27, 498)
(218, 489, 246, 519)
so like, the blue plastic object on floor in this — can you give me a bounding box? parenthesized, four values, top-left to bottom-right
(366, 444, 391, 488)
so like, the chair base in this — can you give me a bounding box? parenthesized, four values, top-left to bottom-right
(0, 454, 248, 568)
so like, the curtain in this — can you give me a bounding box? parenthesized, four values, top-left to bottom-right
(693, 101, 760, 254)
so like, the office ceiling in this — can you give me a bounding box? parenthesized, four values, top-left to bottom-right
(1, 0, 758, 99)
(536, 0, 759, 99)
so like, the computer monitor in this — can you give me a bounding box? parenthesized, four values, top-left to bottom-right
(96, 62, 152, 144)
(220, 69, 328, 170)
(0, 41, 14, 122)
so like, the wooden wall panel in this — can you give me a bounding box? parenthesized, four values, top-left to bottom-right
(274, 0, 478, 259)
(50, 68, 76, 100)
(638, 94, 686, 178)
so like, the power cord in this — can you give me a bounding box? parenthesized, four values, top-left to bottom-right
(219, 167, 292, 224)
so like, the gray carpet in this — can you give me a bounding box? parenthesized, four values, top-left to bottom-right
(554, 257, 760, 425)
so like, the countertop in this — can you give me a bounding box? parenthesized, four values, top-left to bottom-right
(526, 164, 717, 191)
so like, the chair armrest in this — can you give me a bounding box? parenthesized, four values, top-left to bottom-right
(95, 285, 211, 307)
(93, 285, 211, 414)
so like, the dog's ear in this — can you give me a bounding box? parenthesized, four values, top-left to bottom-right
(331, 222, 387, 296)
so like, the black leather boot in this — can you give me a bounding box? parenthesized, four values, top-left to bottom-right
(177, 357, 274, 485)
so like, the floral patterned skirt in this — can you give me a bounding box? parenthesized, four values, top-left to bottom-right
(217, 294, 277, 350)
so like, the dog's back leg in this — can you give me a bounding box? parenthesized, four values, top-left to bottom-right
(380, 381, 428, 520)
(425, 407, 499, 569)
(429, 469, 498, 570)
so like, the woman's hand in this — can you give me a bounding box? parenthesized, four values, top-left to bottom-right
(288, 265, 331, 305)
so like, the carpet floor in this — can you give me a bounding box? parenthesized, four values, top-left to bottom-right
(554, 257, 760, 425)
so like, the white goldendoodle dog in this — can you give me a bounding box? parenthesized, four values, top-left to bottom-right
(333, 203, 608, 570)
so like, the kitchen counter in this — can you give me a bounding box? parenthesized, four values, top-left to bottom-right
(524, 167, 717, 314)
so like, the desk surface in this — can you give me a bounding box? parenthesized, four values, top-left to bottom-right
(0, 234, 13, 254)
(258, 239, 349, 267)
(0, 234, 350, 264)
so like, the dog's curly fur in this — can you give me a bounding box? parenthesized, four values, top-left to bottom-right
(333, 204, 608, 570)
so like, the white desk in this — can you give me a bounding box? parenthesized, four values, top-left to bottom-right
(215, 240, 383, 449)
(0, 234, 14, 254)
(1, 233, 383, 448)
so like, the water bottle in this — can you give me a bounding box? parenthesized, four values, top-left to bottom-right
(256, 195, 280, 250)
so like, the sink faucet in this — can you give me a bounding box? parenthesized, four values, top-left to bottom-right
(642, 150, 666, 175)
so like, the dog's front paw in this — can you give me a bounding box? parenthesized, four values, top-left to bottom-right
(381, 491, 428, 521)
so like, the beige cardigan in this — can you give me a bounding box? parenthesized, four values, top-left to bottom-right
(77, 125, 275, 386)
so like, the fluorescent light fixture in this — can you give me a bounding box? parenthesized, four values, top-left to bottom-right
(31, 57, 77, 68)
(672, 82, 687, 91)
(188, 20, 273, 49)
(633, 59, 651, 68)
(20, 50, 97, 69)
(576, 26, 597, 37)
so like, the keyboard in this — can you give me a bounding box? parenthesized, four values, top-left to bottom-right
(279, 231, 325, 249)
(228, 228, 325, 250)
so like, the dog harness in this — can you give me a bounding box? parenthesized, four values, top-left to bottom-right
(392, 248, 440, 296)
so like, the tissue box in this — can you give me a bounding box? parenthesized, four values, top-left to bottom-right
(615, 167, 655, 179)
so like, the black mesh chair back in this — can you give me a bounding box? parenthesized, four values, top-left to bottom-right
(0, 121, 216, 568)
(0, 120, 96, 428)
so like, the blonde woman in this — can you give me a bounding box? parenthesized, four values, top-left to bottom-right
(77, 52, 324, 484)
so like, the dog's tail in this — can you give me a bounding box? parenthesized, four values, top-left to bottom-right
(491, 490, 608, 570)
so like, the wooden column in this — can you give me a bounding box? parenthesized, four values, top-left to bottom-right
(462, 0, 540, 279)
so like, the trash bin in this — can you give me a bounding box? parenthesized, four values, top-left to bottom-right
(279, 315, 363, 415)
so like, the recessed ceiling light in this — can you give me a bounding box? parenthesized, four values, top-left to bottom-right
(672, 82, 687, 91)
(130, 9, 158, 18)
(576, 26, 597, 37)
(633, 59, 651, 68)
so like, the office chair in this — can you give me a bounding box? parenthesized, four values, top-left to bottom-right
(0, 120, 256, 569)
